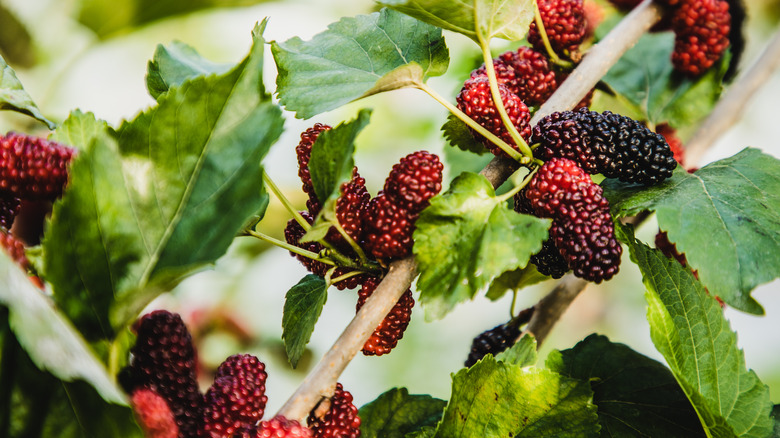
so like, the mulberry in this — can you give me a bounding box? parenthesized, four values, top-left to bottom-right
(0, 230, 29, 271)
(307, 383, 361, 438)
(284, 212, 330, 278)
(296, 124, 331, 206)
(456, 76, 531, 158)
(383, 151, 443, 214)
(469, 58, 520, 94)
(120, 310, 203, 438)
(655, 123, 686, 168)
(0, 195, 20, 229)
(532, 111, 599, 173)
(464, 322, 521, 367)
(204, 354, 268, 437)
(528, 0, 587, 55)
(363, 193, 418, 261)
(237, 416, 313, 438)
(526, 158, 622, 282)
(671, 0, 730, 76)
(513, 190, 569, 278)
(0, 133, 76, 199)
(500, 47, 558, 107)
(356, 276, 414, 356)
(131, 389, 179, 438)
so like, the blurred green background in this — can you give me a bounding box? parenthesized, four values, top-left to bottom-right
(1, 0, 778, 412)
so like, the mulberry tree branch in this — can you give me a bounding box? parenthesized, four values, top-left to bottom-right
(277, 0, 665, 422)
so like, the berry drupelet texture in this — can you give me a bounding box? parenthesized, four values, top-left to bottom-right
(655, 123, 685, 168)
(363, 192, 418, 262)
(0, 194, 20, 230)
(532, 111, 599, 173)
(465, 322, 522, 367)
(383, 151, 443, 214)
(307, 383, 361, 438)
(236, 416, 313, 438)
(120, 310, 203, 438)
(0, 231, 29, 271)
(513, 190, 569, 278)
(284, 212, 330, 278)
(456, 76, 531, 158)
(334, 169, 370, 242)
(528, 0, 587, 55)
(0, 133, 76, 200)
(296, 123, 331, 206)
(671, 0, 730, 76)
(525, 158, 622, 282)
(470, 58, 520, 94)
(203, 354, 268, 437)
(501, 47, 559, 107)
(356, 276, 415, 356)
(131, 389, 180, 438)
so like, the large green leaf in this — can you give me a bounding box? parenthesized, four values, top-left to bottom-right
(0, 54, 54, 129)
(414, 172, 550, 320)
(359, 388, 447, 438)
(282, 275, 328, 368)
(601, 32, 727, 127)
(433, 356, 599, 437)
(547, 334, 706, 437)
(604, 148, 780, 314)
(48, 110, 109, 151)
(146, 40, 233, 99)
(272, 8, 448, 118)
(0, 251, 125, 404)
(43, 23, 284, 338)
(495, 333, 537, 367)
(618, 224, 774, 438)
(485, 264, 549, 301)
(381, 0, 535, 43)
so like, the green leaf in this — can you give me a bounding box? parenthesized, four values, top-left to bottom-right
(441, 113, 488, 155)
(359, 388, 447, 438)
(414, 172, 550, 320)
(547, 334, 706, 437)
(272, 8, 448, 118)
(601, 32, 727, 127)
(43, 23, 284, 338)
(604, 148, 780, 314)
(771, 405, 779, 437)
(381, 0, 535, 43)
(486, 264, 549, 300)
(495, 333, 537, 366)
(146, 40, 233, 99)
(282, 275, 328, 368)
(48, 110, 109, 150)
(433, 356, 599, 437)
(618, 224, 774, 438)
(0, 251, 126, 404)
(0, 54, 55, 129)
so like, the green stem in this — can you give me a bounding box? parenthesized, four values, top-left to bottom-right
(330, 269, 366, 286)
(510, 289, 519, 319)
(496, 166, 540, 203)
(416, 83, 524, 162)
(244, 229, 336, 266)
(477, 37, 535, 161)
(263, 171, 310, 231)
(533, 1, 574, 68)
(330, 219, 369, 263)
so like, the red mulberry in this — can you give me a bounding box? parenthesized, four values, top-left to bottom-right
(469, 58, 520, 94)
(237, 416, 313, 438)
(528, 0, 587, 55)
(0, 133, 75, 199)
(284, 212, 330, 278)
(131, 389, 179, 438)
(500, 47, 558, 107)
(671, 0, 730, 76)
(363, 193, 418, 261)
(296, 124, 331, 206)
(383, 151, 443, 214)
(307, 383, 361, 438)
(655, 123, 686, 168)
(356, 276, 414, 356)
(203, 354, 268, 437)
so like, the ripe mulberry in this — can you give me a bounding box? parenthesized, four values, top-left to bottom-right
(237, 416, 313, 438)
(120, 310, 203, 438)
(296, 124, 331, 205)
(671, 0, 730, 76)
(464, 322, 521, 367)
(284, 212, 330, 278)
(469, 58, 520, 94)
(334, 169, 370, 242)
(0, 195, 20, 230)
(532, 111, 599, 173)
(204, 354, 268, 437)
(526, 158, 622, 282)
(513, 190, 569, 278)
(0, 133, 76, 199)
(456, 76, 531, 158)
(383, 151, 443, 214)
(500, 47, 558, 107)
(307, 383, 361, 438)
(356, 276, 414, 356)
(528, 0, 587, 55)
(363, 193, 418, 261)
(131, 389, 179, 438)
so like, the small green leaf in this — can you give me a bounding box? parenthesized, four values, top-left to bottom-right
(604, 148, 780, 314)
(433, 356, 599, 437)
(282, 275, 328, 368)
(0, 54, 55, 129)
(359, 388, 447, 438)
(547, 334, 706, 437)
(601, 32, 727, 127)
(0, 251, 126, 404)
(486, 264, 549, 301)
(495, 333, 537, 366)
(441, 113, 488, 155)
(48, 110, 109, 150)
(414, 172, 550, 320)
(618, 224, 774, 438)
(309, 109, 371, 206)
(381, 0, 535, 43)
(146, 40, 233, 99)
(272, 8, 448, 118)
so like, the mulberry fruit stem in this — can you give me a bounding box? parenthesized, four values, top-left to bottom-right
(329, 217, 369, 264)
(244, 229, 337, 267)
(263, 170, 310, 232)
(329, 269, 368, 287)
(477, 38, 535, 160)
(416, 83, 524, 162)
(533, 1, 574, 68)
(495, 166, 539, 204)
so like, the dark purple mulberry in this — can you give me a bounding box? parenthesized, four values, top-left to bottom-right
(0, 132, 76, 199)
(307, 383, 361, 438)
(356, 276, 414, 356)
(0, 194, 20, 230)
(464, 322, 522, 367)
(513, 190, 569, 278)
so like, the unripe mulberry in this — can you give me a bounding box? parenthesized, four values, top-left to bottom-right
(456, 76, 531, 158)
(131, 389, 180, 438)
(528, 0, 587, 55)
(0, 195, 20, 230)
(671, 0, 730, 76)
(655, 123, 686, 168)
(296, 124, 331, 204)
(120, 310, 203, 438)
(383, 151, 443, 214)
(0, 133, 76, 199)
(464, 322, 521, 367)
(356, 276, 414, 356)
(526, 158, 622, 282)
(204, 354, 268, 437)
(499, 47, 558, 107)
(238, 416, 313, 438)
(363, 193, 418, 261)
(307, 383, 361, 438)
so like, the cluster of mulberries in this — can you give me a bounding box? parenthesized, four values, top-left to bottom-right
(121, 310, 361, 438)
